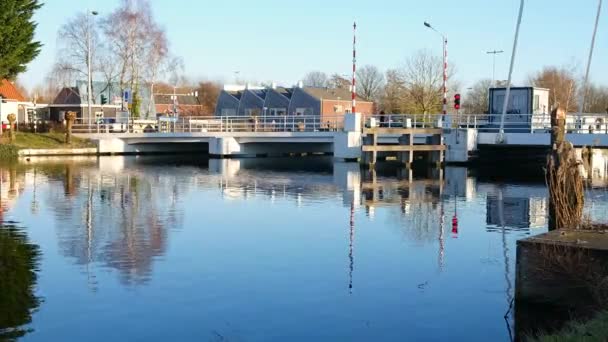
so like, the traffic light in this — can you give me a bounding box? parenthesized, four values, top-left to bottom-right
(100, 94, 108, 105)
(454, 93, 461, 110)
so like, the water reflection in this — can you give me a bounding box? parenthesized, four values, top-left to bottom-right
(0, 156, 581, 341)
(52, 167, 183, 286)
(0, 224, 41, 340)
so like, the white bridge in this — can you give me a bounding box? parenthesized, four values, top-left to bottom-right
(72, 113, 608, 163)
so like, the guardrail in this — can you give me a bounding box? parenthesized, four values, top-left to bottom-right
(71, 113, 608, 135)
(451, 113, 608, 134)
(72, 115, 345, 134)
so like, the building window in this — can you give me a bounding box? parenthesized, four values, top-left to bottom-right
(296, 107, 313, 116)
(533, 95, 540, 111)
(270, 108, 286, 116)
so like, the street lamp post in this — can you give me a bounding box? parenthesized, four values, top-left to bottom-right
(87, 10, 99, 125)
(486, 50, 504, 87)
(424, 21, 448, 115)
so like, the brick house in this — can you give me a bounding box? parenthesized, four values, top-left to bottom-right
(154, 94, 203, 116)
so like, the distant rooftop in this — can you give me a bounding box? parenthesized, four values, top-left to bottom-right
(0, 79, 26, 101)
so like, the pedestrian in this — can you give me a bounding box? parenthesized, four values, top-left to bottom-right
(379, 111, 386, 127)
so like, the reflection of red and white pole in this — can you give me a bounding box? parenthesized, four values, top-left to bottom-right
(348, 201, 355, 293)
(442, 37, 448, 115)
(352, 21, 357, 114)
(452, 197, 458, 237)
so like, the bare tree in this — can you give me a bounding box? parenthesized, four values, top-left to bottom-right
(329, 73, 351, 89)
(528, 65, 578, 113)
(55, 11, 102, 103)
(381, 69, 407, 113)
(144, 29, 169, 116)
(400, 49, 455, 115)
(463, 79, 492, 114)
(356, 65, 384, 102)
(197, 81, 222, 115)
(103, 0, 166, 116)
(302, 71, 328, 87)
(582, 84, 608, 113)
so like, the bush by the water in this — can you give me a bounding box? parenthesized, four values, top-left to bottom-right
(0, 145, 19, 159)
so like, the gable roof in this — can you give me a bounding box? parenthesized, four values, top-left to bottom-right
(248, 89, 267, 100)
(154, 94, 201, 106)
(53, 87, 82, 105)
(227, 90, 243, 100)
(302, 87, 369, 102)
(274, 87, 293, 99)
(0, 79, 26, 101)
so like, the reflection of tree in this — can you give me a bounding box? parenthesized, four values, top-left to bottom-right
(0, 224, 41, 341)
(47, 169, 183, 287)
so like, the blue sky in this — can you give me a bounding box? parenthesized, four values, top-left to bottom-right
(21, 0, 607, 90)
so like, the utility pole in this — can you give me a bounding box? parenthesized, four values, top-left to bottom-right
(352, 21, 357, 114)
(486, 50, 504, 87)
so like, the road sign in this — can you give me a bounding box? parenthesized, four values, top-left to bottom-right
(95, 111, 104, 124)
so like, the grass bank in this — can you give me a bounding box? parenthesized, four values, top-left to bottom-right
(1, 132, 95, 150)
(532, 311, 608, 342)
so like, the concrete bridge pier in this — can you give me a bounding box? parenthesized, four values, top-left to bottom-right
(333, 113, 363, 162)
(209, 137, 242, 158)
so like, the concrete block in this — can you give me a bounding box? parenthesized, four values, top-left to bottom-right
(344, 113, 362, 132)
(334, 132, 362, 161)
(209, 137, 242, 156)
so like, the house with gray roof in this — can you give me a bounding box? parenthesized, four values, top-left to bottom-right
(263, 87, 293, 116)
(215, 90, 242, 116)
(237, 89, 267, 116)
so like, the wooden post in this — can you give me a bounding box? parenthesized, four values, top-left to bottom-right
(65, 111, 76, 144)
(547, 107, 584, 231)
(398, 134, 413, 167)
(6, 114, 16, 142)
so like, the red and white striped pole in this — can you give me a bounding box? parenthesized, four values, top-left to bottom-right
(442, 37, 448, 115)
(352, 21, 357, 114)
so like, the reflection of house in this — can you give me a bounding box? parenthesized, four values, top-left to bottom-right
(486, 196, 547, 228)
(215, 84, 374, 120)
(154, 94, 203, 116)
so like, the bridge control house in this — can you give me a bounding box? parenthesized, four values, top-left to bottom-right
(215, 83, 374, 125)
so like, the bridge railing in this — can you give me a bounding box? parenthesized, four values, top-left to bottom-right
(442, 113, 608, 134)
(71, 115, 345, 134)
(364, 113, 445, 129)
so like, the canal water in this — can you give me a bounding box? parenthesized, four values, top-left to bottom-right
(1, 156, 607, 341)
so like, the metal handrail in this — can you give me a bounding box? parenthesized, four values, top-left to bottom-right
(71, 115, 345, 134)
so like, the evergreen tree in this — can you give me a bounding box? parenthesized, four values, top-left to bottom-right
(0, 0, 43, 80)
